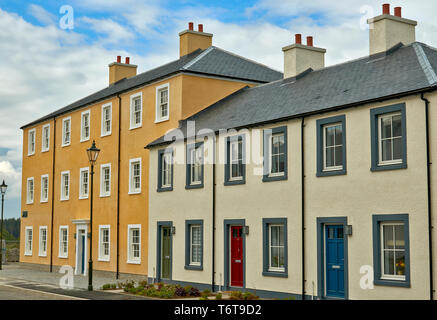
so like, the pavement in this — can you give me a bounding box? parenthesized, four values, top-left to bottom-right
(0, 262, 150, 300)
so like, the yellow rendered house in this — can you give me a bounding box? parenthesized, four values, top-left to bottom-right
(19, 23, 282, 278)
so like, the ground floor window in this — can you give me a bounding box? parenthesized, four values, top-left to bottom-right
(262, 218, 288, 277)
(25, 227, 33, 256)
(99, 226, 110, 261)
(185, 220, 203, 270)
(39, 226, 47, 257)
(59, 226, 68, 258)
(128, 225, 141, 264)
(372, 214, 410, 287)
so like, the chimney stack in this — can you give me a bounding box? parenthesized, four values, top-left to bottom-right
(108, 56, 137, 85)
(282, 34, 326, 79)
(179, 22, 213, 57)
(367, 4, 417, 55)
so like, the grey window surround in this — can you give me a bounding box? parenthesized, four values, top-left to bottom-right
(185, 142, 204, 189)
(157, 148, 174, 192)
(370, 103, 407, 172)
(184, 220, 204, 270)
(372, 214, 410, 288)
(316, 115, 347, 177)
(262, 218, 288, 278)
(224, 135, 246, 186)
(263, 126, 288, 182)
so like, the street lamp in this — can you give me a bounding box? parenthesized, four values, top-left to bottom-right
(0, 180, 8, 270)
(86, 141, 100, 291)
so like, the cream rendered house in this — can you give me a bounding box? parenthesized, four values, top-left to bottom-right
(146, 5, 437, 300)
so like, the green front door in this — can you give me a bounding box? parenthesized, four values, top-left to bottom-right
(161, 227, 171, 279)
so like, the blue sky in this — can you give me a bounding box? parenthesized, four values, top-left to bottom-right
(0, 0, 436, 219)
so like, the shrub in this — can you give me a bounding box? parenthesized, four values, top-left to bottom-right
(243, 292, 259, 300)
(157, 286, 176, 299)
(139, 280, 149, 288)
(157, 282, 165, 290)
(120, 280, 135, 292)
(188, 287, 200, 297)
(102, 284, 112, 290)
(230, 291, 243, 300)
(199, 296, 209, 300)
(215, 293, 222, 300)
(175, 287, 187, 297)
(184, 285, 192, 293)
(202, 289, 212, 296)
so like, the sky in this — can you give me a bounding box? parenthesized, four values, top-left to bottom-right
(0, 0, 436, 218)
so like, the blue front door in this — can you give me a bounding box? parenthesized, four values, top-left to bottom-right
(325, 225, 345, 298)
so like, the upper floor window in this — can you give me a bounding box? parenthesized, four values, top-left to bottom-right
(26, 177, 34, 204)
(372, 214, 410, 287)
(81, 110, 91, 142)
(156, 84, 169, 122)
(186, 143, 204, 189)
(263, 127, 287, 182)
(225, 135, 245, 186)
(100, 163, 111, 197)
(60, 171, 70, 201)
(101, 103, 112, 137)
(371, 103, 407, 171)
(316, 115, 346, 177)
(130, 93, 142, 129)
(41, 124, 50, 152)
(157, 149, 173, 192)
(40, 174, 49, 203)
(62, 117, 71, 147)
(28, 129, 36, 156)
(79, 167, 89, 199)
(129, 158, 141, 194)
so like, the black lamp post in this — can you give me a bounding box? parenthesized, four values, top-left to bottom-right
(86, 141, 100, 291)
(0, 180, 8, 270)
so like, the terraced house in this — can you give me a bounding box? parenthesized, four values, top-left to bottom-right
(147, 5, 437, 299)
(19, 24, 282, 278)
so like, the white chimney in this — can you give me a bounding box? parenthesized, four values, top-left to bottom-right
(282, 34, 326, 79)
(367, 4, 417, 55)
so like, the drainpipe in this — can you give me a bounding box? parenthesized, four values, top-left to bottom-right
(301, 117, 306, 300)
(116, 94, 122, 279)
(49, 117, 56, 273)
(212, 135, 216, 292)
(421, 93, 434, 300)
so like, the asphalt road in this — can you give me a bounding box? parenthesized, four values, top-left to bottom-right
(0, 283, 84, 300)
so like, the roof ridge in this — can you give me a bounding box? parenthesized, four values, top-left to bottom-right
(209, 46, 283, 75)
(181, 46, 215, 70)
(412, 42, 437, 86)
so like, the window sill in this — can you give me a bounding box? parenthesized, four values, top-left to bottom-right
(374, 278, 410, 288)
(27, 153, 35, 157)
(61, 143, 71, 148)
(155, 118, 169, 124)
(127, 260, 141, 265)
(184, 265, 203, 271)
(24, 253, 32, 256)
(100, 194, 111, 198)
(58, 256, 68, 259)
(41, 149, 49, 153)
(40, 200, 48, 204)
(316, 169, 347, 177)
(371, 163, 407, 172)
(79, 196, 89, 200)
(60, 198, 69, 202)
(101, 132, 112, 138)
(262, 271, 288, 278)
(26, 202, 34, 205)
(224, 179, 245, 186)
(128, 190, 141, 195)
(263, 174, 287, 182)
(129, 125, 142, 131)
(98, 258, 110, 262)
(80, 137, 90, 143)
(38, 254, 47, 257)
(185, 183, 204, 190)
(157, 187, 173, 193)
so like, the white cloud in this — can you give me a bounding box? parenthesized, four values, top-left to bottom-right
(27, 4, 56, 25)
(80, 16, 135, 44)
(0, 161, 21, 199)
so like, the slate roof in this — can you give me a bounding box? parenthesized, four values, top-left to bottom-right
(21, 46, 283, 129)
(147, 42, 437, 148)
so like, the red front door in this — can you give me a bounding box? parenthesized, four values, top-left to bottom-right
(230, 226, 243, 287)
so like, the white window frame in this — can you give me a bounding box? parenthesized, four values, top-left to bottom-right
(129, 158, 142, 194)
(79, 167, 89, 199)
(26, 177, 34, 204)
(62, 117, 71, 147)
(80, 110, 91, 142)
(39, 226, 48, 257)
(98, 225, 110, 262)
(155, 83, 170, 123)
(24, 226, 33, 256)
(58, 226, 69, 258)
(229, 139, 243, 181)
(268, 224, 285, 272)
(40, 174, 49, 203)
(101, 103, 112, 137)
(28, 128, 36, 156)
(268, 133, 286, 177)
(41, 124, 50, 152)
(127, 224, 141, 264)
(100, 163, 111, 197)
(161, 152, 172, 188)
(378, 112, 403, 166)
(380, 222, 406, 281)
(60, 170, 70, 201)
(130, 92, 143, 129)
(190, 225, 202, 266)
(322, 123, 344, 172)
(189, 147, 202, 185)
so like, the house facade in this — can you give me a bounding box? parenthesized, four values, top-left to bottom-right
(146, 5, 437, 299)
(19, 24, 282, 277)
